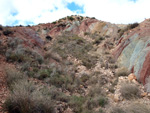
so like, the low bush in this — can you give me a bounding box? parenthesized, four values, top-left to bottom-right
(93, 37, 105, 45)
(51, 34, 96, 68)
(45, 35, 52, 40)
(118, 22, 139, 38)
(5, 67, 26, 88)
(84, 32, 90, 36)
(128, 22, 139, 30)
(88, 85, 104, 97)
(38, 69, 51, 80)
(40, 86, 69, 102)
(116, 68, 130, 77)
(67, 16, 74, 21)
(44, 51, 61, 62)
(120, 83, 140, 99)
(98, 96, 108, 107)
(80, 73, 90, 83)
(85, 96, 108, 110)
(69, 95, 85, 113)
(0, 25, 3, 30)
(4, 80, 55, 113)
(111, 107, 125, 113)
(126, 103, 150, 113)
(52, 21, 56, 24)
(49, 74, 73, 88)
(6, 52, 25, 62)
(3, 29, 13, 36)
(85, 98, 99, 110)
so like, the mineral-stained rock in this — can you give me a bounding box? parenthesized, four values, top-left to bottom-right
(141, 92, 147, 97)
(128, 73, 136, 81)
(113, 19, 150, 89)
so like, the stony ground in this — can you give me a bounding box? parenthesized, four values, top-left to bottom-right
(0, 56, 8, 113)
(1, 16, 150, 113)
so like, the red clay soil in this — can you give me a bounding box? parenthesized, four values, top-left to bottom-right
(0, 56, 8, 113)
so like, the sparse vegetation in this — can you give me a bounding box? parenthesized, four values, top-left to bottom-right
(4, 80, 55, 113)
(67, 16, 74, 21)
(93, 36, 105, 45)
(98, 96, 108, 107)
(128, 22, 139, 29)
(118, 22, 139, 38)
(84, 32, 90, 36)
(111, 107, 125, 113)
(1, 16, 148, 113)
(69, 95, 85, 113)
(3, 29, 13, 36)
(0, 25, 3, 30)
(126, 103, 150, 113)
(116, 68, 130, 77)
(52, 21, 56, 24)
(45, 35, 52, 40)
(51, 34, 97, 69)
(5, 67, 26, 88)
(120, 83, 140, 99)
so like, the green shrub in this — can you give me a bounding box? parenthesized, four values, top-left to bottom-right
(109, 64, 118, 70)
(81, 55, 97, 69)
(88, 85, 104, 97)
(118, 22, 139, 38)
(98, 96, 108, 107)
(88, 76, 98, 85)
(80, 73, 90, 83)
(5, 67, 26, 88)
(5, 44, 29, 63)
(38, 69, 51, 80)
(85, 98, 99, 110)
(40, 86, 69, 102)
(126, 103, 150, 113)
(3, 29, 13, 36)
(0, 25, 3, 30)
(4, 80, 55, 113)
(93, 37, 105, 45)
(6, 52, 25, 62)
(52, 21, 56, 24)
(27, 71, 35, 77)
(84, 32, 90, 36)
(51, 34, 96, 68)
(108, 57, 116, 64)
(120, 83, 140, 99)
(85, 96, 108, 110)
(69, 96, 85, 113)
(67, 16, 74, 21)
(21, 63, 30, 71)
(44, 51, 61, 62)
(49, 74, 73, 88)
(128, 22, 139, 30)
(111, 107, 125, 113)
(116, 68, 130, 77)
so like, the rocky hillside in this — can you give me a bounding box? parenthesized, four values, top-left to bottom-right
(0, 15, 150, 113)
(113, 19, 150, 92)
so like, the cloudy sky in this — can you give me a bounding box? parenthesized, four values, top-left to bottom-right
(0, 0, 149, 26)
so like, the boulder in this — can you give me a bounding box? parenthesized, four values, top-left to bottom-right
(128, 73, 136, 81)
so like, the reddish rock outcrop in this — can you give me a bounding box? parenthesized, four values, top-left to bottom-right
(113, 19, 150, 87)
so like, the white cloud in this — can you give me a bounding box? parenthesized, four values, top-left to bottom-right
(0, 0, 150, 26)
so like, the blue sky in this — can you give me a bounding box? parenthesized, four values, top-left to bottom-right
(130, 0, 137, 2)
(0, 0, 149, 26)
(67, 2, 84, 14)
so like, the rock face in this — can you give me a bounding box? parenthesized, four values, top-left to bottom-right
(33, 17, 119, 40)
(113, 19, 150, 86)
